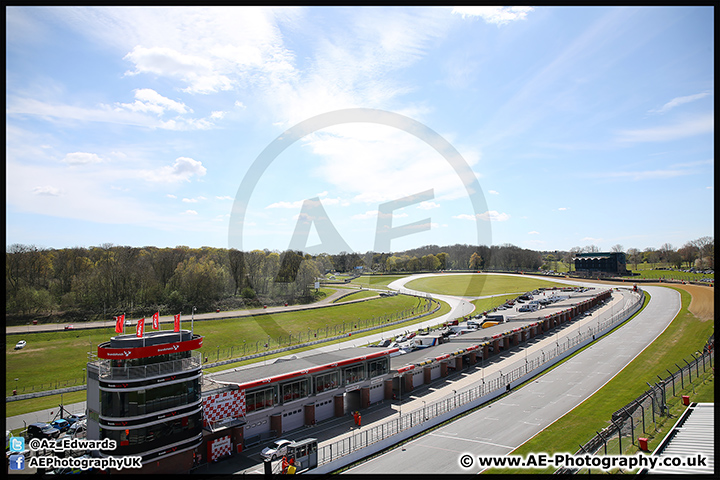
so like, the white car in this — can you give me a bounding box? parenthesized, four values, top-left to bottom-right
(14, 340, 26, 350)
(260, 439, 292, 460)
(58, 420, 86, 441)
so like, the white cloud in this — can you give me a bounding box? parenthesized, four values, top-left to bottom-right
(616, 113, 714, 143)
(63, 152, 103, 165)
(33, 186, 62, 196)
(182, 210, 198, 215)
(216, 195, 233, 200)
(266, 200, 304, 209)
(453, 211, 510, 222)
(488, 190, 499, 195)
(417, 201, 440, 210)
(649, 91, 712, 115)
(138, 157, 207, 183)
(116, 88, 190, 115)
(451, 7, 534, 25)
(6, 96, 221, 131)
(528, 231, 540, 235)
(478, 210, 510, 222)
(558, 207, 568, 211)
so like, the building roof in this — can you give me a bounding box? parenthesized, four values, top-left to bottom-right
(646, 402, 714, 475)
(210, 346, 398, 390)
(573, 252, 624, 260)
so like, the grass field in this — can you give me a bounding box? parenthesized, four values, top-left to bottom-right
(5, 299, 454, 419)
(5, 293, 429, 397)
(350, 275, 409, 289)
(470, 295, 523, 315)
(404, 273, 572, 296)
(332, 290, 379, 302)
(483, 284, 714, 474)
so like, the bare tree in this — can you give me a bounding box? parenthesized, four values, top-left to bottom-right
(690, 236, 714, 269)
(626, 248, 641, 270)
(611, 244, 624, 253)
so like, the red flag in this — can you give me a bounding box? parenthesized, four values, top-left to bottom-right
(152, 311, 159, 330)
(136, 318, 144, 338)
(115, 315, 124, 334)
(173, 313, 181, 333)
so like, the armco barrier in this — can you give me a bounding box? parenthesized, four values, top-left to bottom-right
(312, 288, 644, 474)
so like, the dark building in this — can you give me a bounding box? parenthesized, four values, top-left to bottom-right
(86, 330, 204, 474)
(573, 252, 628, 276)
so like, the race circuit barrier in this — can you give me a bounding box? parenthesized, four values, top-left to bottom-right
(312, 288, 645, 474)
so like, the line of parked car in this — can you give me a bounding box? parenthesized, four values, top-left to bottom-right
(24, 413, 87, 441)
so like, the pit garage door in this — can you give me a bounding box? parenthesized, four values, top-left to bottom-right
(315, 398, 334, 423)
(369, 383, 384, 404)
(412, 370, 424, 388)
(281, 407, 305, 433)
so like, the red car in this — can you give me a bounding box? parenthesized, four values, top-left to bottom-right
(64, 325, 74, 330)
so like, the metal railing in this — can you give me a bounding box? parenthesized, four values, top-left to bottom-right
(96, 352, 202, 380)
(554, 345, 714, 474)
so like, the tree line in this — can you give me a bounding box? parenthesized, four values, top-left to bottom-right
(5, 238, 712, 322)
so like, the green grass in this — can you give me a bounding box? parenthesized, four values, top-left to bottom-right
(350, 275, 409, 289)
(405, 273, 572, 297)
(483, 286, 714, 474)
(5, 300, 453, 418)
(6, 294, 429, 397)
(624, 269, 714, 282)
(333, 290, 379, 302)
(470, 295, 523, 315)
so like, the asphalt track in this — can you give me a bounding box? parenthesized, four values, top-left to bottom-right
(345, 282, 680, 474)
(6, 273, 684, 476)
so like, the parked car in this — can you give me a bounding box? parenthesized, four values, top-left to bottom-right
(260, 439, 293, 460)
(64, 413, 87, 425)
(14, 340, 26, 350)
(50, 419, 70, 433)
(27, 422, 60, 440)
(58, 420, 86, 441)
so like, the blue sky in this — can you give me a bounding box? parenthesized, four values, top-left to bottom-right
(6, 6, 714, 255)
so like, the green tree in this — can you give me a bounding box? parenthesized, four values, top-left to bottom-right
(469, 252, 483, 270)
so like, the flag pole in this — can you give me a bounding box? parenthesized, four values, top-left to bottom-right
(191, 306, 196, 338)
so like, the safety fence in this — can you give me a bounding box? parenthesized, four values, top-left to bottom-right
(314, 288, 645, 471)
(199, 297, 437, 364)
(554, 342, 715, 475)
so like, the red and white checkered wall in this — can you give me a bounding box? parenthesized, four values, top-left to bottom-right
(208, 435, 232, 462)
(203, 389, 246, 427)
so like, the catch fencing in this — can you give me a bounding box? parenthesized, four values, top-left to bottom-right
(554, 341, 715, 475)
(313, 288, 645, 472)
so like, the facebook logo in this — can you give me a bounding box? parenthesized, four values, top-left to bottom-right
(9, 454, 25, 471)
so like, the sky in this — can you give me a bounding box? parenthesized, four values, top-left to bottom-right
(5, 6, 714, 255)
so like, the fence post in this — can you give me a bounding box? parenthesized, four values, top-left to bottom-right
(634, 400, 646, 434)
(610, 419, 622, 455)
(596, 430, 607, 456)
(690, 353, 700, 378)
(675, 363, 685, 389)
(666, 369, 676, 397)
(683, 359, 692, 382)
